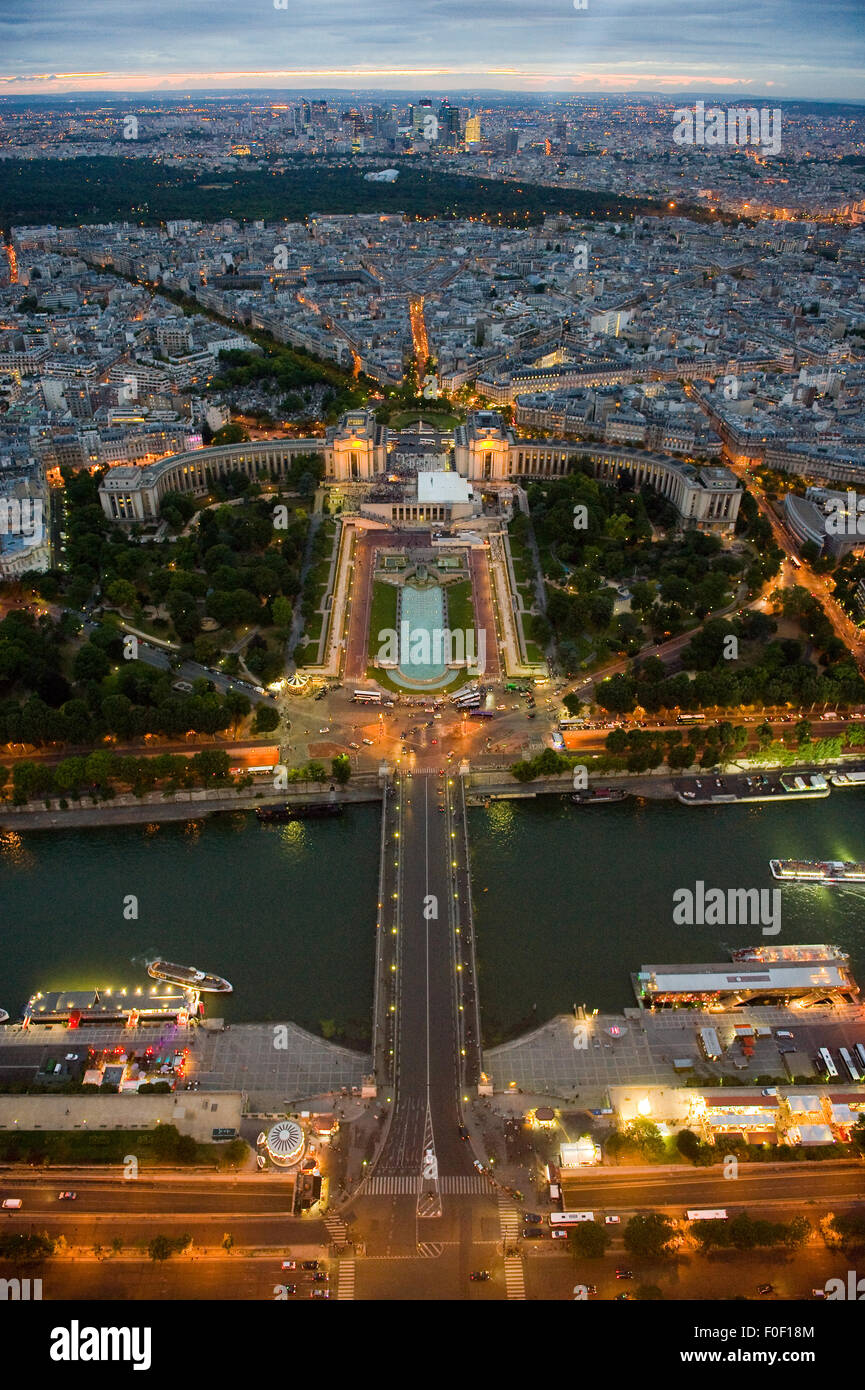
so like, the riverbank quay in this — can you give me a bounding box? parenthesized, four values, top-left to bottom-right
(0, 775, 385, 831)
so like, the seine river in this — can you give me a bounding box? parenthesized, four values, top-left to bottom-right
(4, 794, 865, 1038)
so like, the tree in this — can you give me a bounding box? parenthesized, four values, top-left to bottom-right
(0, 1231, 54, 1263)
(252, 703, 280, 734)
(624, 1213, 677, 1260)
(571, 1220, 610, 1258)
(272, 595, 294, 629)
(331, 753, 351, 785)
(147, 1235, 175, 1262)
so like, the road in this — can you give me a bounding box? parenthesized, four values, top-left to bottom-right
(373, 774, 474, 1185)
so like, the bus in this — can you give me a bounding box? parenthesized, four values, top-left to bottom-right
(467, 709, 496, 720)
(454, 693, 481, 708)
(790, 554, 802, 569)
(559, 717, 586, 729)
(549, 1211, 594, 1225)
(687, 1209, 728, 1222)
(550, 732, 565, 751)
(352, 690, 381, 705)
(855, 1042, 865, 1072)
(839, 1047, 863, 1082)
(677, 713, 704, 724)
(817, 1046, 839, 1079)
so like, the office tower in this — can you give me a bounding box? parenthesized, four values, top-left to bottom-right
(464, 113, 481, 147)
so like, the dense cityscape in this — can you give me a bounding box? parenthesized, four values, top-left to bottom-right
(1, 0, 864, 1357)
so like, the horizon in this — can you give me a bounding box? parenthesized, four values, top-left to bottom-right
(2, 0, 863, 102)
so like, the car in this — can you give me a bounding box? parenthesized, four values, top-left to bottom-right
(58, 1191, 77, 1201)
(469, 1271, 490, 1281)
(301, 1260, 319, 1270)
(615, 1292, 633, 1301)
(458, 1125, 469, 1141)
(349, 741, 360, 749)
(615, 1269, 634, 1280)
(2, 1199, 22, 1209)
(362, 738, 374, 745)
(310, 1289, 330, 1299)
(281, 1260, 297, 1270)
(550, 1228, 568, 1239)
(583, 1284, 598, 1295)
(472, 1159, 485, 1173)
(318, 727, 331, 734)
(283, 1284, 297, 1295)
(761, 1087, 777, 1097)
(775, 1030, 794, 1040)
(811, 1288, 826, 1298)
(438, 768, 445, 776)
(756, 1284, 775, 1295)
(523, 1228, 544, 1238)
(311, 1272, 329, 1282)
(605, 1215, 621, 1225)
(431, 738, 438, 745)
(523, 1212, 543, 1224)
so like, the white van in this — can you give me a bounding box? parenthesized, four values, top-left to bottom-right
(2, 1198, 22, 1209)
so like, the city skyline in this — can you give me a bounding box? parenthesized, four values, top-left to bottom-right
(1, 0, 864, 100)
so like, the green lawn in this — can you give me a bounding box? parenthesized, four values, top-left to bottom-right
(369, 580, 399, 650)
(389, 409, 462, 431)
(444, 579, 475, 635)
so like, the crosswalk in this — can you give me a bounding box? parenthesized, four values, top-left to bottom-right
(498, 1197, 526, 1298)
(440, 1176, 490, 1194)
(336, 1259, 355, 1300)
(498, 1196, 521, 1245)
(324, 1213, 350, 1247)
(504, 1257, 526, 1300)
(365, 1175, 420, 1195)
(365, 1174, 492, 1196)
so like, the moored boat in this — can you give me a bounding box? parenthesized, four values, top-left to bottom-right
(571, 788, 629, 804)
(769, 858, 865, 884)
(255, 801, 344, 823)
(147, 959, 232, 993)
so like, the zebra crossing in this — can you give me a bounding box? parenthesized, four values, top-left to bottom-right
(365, 1175, 420, 1195)
(498, 1197, 526, 1298)
(336, 1259, 355, 1300)
(504, 1257, 526, 1300)
(324, 1213, 350, 1246)
(440, 1175, 490, 1194)
(365, 1174, 491, 1196)
(498, 1196, 521, 1244)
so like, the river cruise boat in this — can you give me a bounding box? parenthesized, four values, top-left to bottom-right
(731, 943, 848, 964)
(570, 788, 629, 805)
(147, 959, 233, 993)
(769, 859, 865, 884)
(255, 801, 344, 823)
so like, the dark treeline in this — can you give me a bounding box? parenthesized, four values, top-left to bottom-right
(0, 156, 724, 233)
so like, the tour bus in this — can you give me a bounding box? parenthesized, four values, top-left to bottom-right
(855, 1042, 865, 1072)
(677, 713, 704, 725)
(559, 716, 586, 729)
(549, 1211, 594, 1225)
(839, 1047, 863, 1082)
(352, 690, 382, 705)
(817, 1046, 839, 1079)
(687, 1209, 728, 1222)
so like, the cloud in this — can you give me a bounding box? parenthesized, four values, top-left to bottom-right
(0, 0, 862, 98)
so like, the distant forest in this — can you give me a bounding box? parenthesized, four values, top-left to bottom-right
(0, 156, 725, 233)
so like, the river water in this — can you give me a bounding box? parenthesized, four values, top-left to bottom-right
(4, 794, 865, 1040)
(1, 809, 380, 1041)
